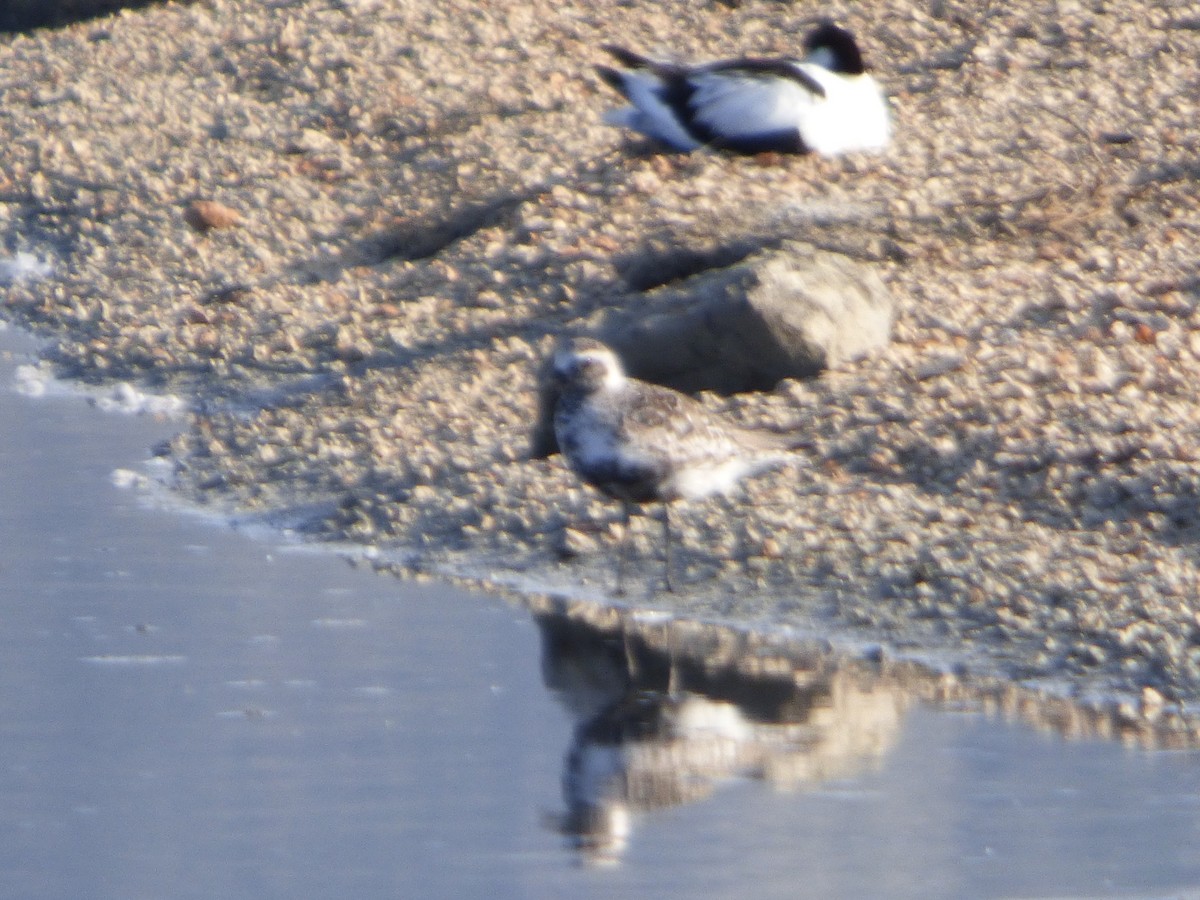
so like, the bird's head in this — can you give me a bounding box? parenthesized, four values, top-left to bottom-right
(803, 22, 867, 75)
(530, 337, 627, 459)
(552, 338, 627, 394)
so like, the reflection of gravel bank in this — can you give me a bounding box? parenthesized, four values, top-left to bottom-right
(2, 1, 1199, 731)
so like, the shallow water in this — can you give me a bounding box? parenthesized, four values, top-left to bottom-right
(2, 325, 1200, 899)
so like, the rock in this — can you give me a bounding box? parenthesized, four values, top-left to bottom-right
(595, 242, 895, 395)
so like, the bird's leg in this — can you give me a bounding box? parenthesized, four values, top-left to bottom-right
(661, 504, 675, 593)
(665, 621, 680, 696)
(614, 501, 632, 597)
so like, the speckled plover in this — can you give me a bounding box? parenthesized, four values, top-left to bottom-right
(595, 21, 890, 156)
(543, 338, 804, 593)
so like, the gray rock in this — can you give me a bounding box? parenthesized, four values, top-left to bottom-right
(595, 242, 895, 395)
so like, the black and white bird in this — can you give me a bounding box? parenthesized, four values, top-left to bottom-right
(594, 22, 890, 156)
(542, 338, 804, 593)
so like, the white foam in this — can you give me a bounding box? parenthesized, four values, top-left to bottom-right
(110, 468, 146, 490)
(13, 363, 50, 397)
(94, 381, 187, 418)
(0, 251, 52, 284)
(13, 362, 186, 419)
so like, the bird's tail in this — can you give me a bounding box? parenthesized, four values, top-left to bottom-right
(594, 64, 629, 96)
(600, 44, 655, 69)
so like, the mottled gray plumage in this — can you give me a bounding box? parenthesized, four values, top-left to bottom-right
(543, 338, 803, 592)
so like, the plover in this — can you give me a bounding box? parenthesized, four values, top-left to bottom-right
(595, 21, 890, 156)
(542, 337, 804, 593)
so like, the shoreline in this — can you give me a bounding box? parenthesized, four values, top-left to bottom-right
(5, 311, 1200, 748)
(3, 0, 1200, 739)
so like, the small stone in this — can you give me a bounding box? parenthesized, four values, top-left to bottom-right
(185, 200, 241, 232)
(1139, 687, 1165, 719)
(558, 526, 601, 559)
(202, 284, 251, 305)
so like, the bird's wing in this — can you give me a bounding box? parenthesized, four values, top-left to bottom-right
(684, 64, 821, 141)
(621, 384, 750, 462)
(700, 58, 826, 97)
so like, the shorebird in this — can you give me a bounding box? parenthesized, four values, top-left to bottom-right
(541, 337, 804, 593)
(594, 21, 890, 156)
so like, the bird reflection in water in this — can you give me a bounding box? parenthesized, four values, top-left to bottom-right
(535, 606, 909, 865)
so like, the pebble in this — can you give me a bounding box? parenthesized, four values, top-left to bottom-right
(184, 199, 242, 232)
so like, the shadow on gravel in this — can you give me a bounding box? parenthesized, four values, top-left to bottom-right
(612, 238, 764, 292)
(0, 0, 189, 32)
(363, 194, 536, 264)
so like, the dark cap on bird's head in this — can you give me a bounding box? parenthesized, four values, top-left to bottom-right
(803, 21, 867, 75)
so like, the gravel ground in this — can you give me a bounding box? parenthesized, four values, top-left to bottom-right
(2, 0, 1200, 740)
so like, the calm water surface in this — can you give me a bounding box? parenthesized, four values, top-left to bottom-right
(2, 326, 1199, 899)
